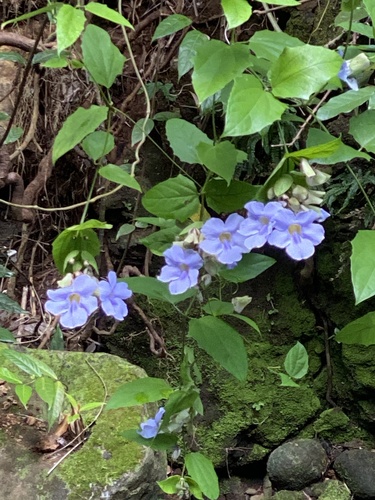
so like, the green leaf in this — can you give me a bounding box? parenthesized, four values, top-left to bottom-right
(284, 342, 308, 379)
(0, 294, 28, 314)
(98, 164, 142, 192)
(306, 129, 370, 164)
(142, 175, 200, 222)
(0, 367, 22, 384)
(223, 75, 287, 137)
(221, 0, 252, 29)
(2, 350, 43, 377)
(42, 56, 69, 68)
(274, 174, 293, 196)
(248, 30, 304, 63)
(152, 14, 192, 41)
(84, 3, 134, 29)
(50, 326, 65, 351)
(229, 313, 260, 334)
(197, 141, 239, 184)
(106, 377, 173, 409)
(0, 112, 9, 120)
(317, 87, 375, 121)
(35, 376, 57, 409)
(185, 452, 220, 500)
(82, 25, 126, 88)
(122, 276, 196, 304)
(4, 126, 23, 145)
(79, 401, 104, 412)
(52, 227, 100, 274)
(1, 3, 62, 28)
(258, 0, 299, 4)
(140, 225, 181, 256)
(153, 111, 181, 121)
(192, 40, 251, 103)
(219, 253, 275, 283)
(116, 224, 135, 239)
(161, 389, 199, 430)
(157, 476, 180, 494)
(0, 51, 26, 65)
(0, 327, 15, 343)
(188, 316, 248, 380)
(336, 312, 375, 345)
(47, 380, 65, 429)
(15, 384, 32, 408)
(0, 265, 13, 278)
(202, 300, 234, 316)
(349, 110, 375, 153)
(122, 429, 178, 450)
(81, 131, 115, 161)
(270, 45, 342, 99)
(131, 118, 154, 146)
(178, 31, 209, 80)
(53, 105, 108, 164)
(166, 119, 212, 164)
(185, 477, 204, 499)
(363, 0, 375, 27)
(67, 219, 112, 232)
(56, 4, 85, 54)
(351, 230, 375, 304)
(205, 179, 259, 213)
(279, 373, 300, 387)
(285, 139, 340, 160)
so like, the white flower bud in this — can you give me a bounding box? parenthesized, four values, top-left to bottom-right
(232, 295, 252, 313)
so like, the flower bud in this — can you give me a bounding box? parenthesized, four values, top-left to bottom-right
(300, 158, 316, 177)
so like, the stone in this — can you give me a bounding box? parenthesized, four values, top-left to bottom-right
(272, 491, 305, 500)
(267, 439, 327, 490)
(0, 347, 167, 499)
(334, 449, 375, 499)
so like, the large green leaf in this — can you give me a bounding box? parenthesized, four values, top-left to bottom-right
(53, 105, 108, 163)
(192, 40, 251, 103)
(122, 276, 196, 304)
(306, 129, 370, 164)
(248, 30, 304, 63)
(166, 119, 212, 164)
(131, 118, 154, 146)
(221, 0, 252, 29)
(336, 312, 375, 345)
(85, 3, 134, 29)
(142, 175, 200, 222)
(178, 31, 209, 80)
(2, 350, 43, 377)
(219, 253, 276, 283)
(0, 367, 22, 384)
(1, 3, 62, 28)
(197, 141, 239, 184)
(363, 0, 375, 28)
(106, 377, 173, 409)
(47, 380, 65, 429)
(188, 316, 248, 380)
(185, 453, 220, 500)
(67, 219, 112, 232)
(81, 131, 115, 161)
(82, 25, 126, 88)
(351, 230, 375, 304)
(284, 342, 309, 379)
(140, 225, 181, 256)
(35, 376, 57, 409)
(52, 227, 100, 274)
(349, 110, 375, 153)
(205, 179, 259, 213)
(152, 14, 192, 41)
(122, 429, 178, 450)
(285, 139, 340, 160)
(270, 45, 342, 99)
(56, 4, 85, 54)
(99, 164, 142, 191)
(317, 87, 375, 121)
(223, 75, 287, 136)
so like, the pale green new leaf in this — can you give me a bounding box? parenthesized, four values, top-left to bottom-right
(116, 224, 135, 239)
(223, 75, 287, 136)
(317, 87, 375, 121)
(284, 342, 308, 379)
(81, 131, 115, 161)
(166, 118, 212, 164)
(99, 165, 142, 192)
(336, 312, 375, 345)
(178, 31, 209, 79)
(53, 105, 108, 164)
(131, 118, 154, 146)
(249, 30, 304, 63)
(280, 373, 299, 387)
(142, 174, 200, 222)
(349, 110, 375, 153)
(15, 385, 32, 408)
(4, 126, 23, 145)
(56, 5, 85, 54)
(85, 3, 134, 29)
(188, 316, 248, 381)
(47, 380, 65, 429)
(351, 230, 375, 304)
(152, 14, 192, 41)
(35, 377, 57, 409)
(82, 25, 126, 88)
(106, 377, 173, 409)
(270, 45, 342, 99)
(363, 0, 375, 28)
(67, 219, 112, 232)
(1, 3, 62, 28)
(285, 139, 340, 160)
(197, 141, 238, 184)
(306, 129, 370, 164)
(221, 0, 252, 29)
(192, 40, 251, 102)
(0, 367, 22, 384)
(157, 476, 180, 494)
(185, 453, 220, 500)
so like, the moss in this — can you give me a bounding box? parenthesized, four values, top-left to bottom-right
(311, 480, 351, 500)
(273, 491, 305, 500)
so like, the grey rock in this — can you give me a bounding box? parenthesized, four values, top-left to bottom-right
(267, 439, 327, 490)
(334, 449, 375, 499)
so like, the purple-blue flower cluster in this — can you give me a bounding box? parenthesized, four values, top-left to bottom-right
(158, 202, 329, 294)
(45, 271, 132, 328)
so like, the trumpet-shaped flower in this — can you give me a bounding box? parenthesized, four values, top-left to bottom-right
(267, 209, 325, 261)
(199, 213, 247, 265)
(138, 407, 165, 439)
(98, 271, 132, 321)
(45, 274, 99, 328)
(338, 60, 359, 91)
(239, 201, 283, 251)
(158, 245, 203, 295)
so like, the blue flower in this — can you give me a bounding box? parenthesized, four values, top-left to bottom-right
(267, 209, 325, 261)
(338, 60, 358, 91)
(158, 245, 203, 295)
(98, 271, 132, 321)
(45, 274, 99, 328)
(199, 213, 247, 265)
(239, 201, 283, 251)
(138, 407, 165, 439)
